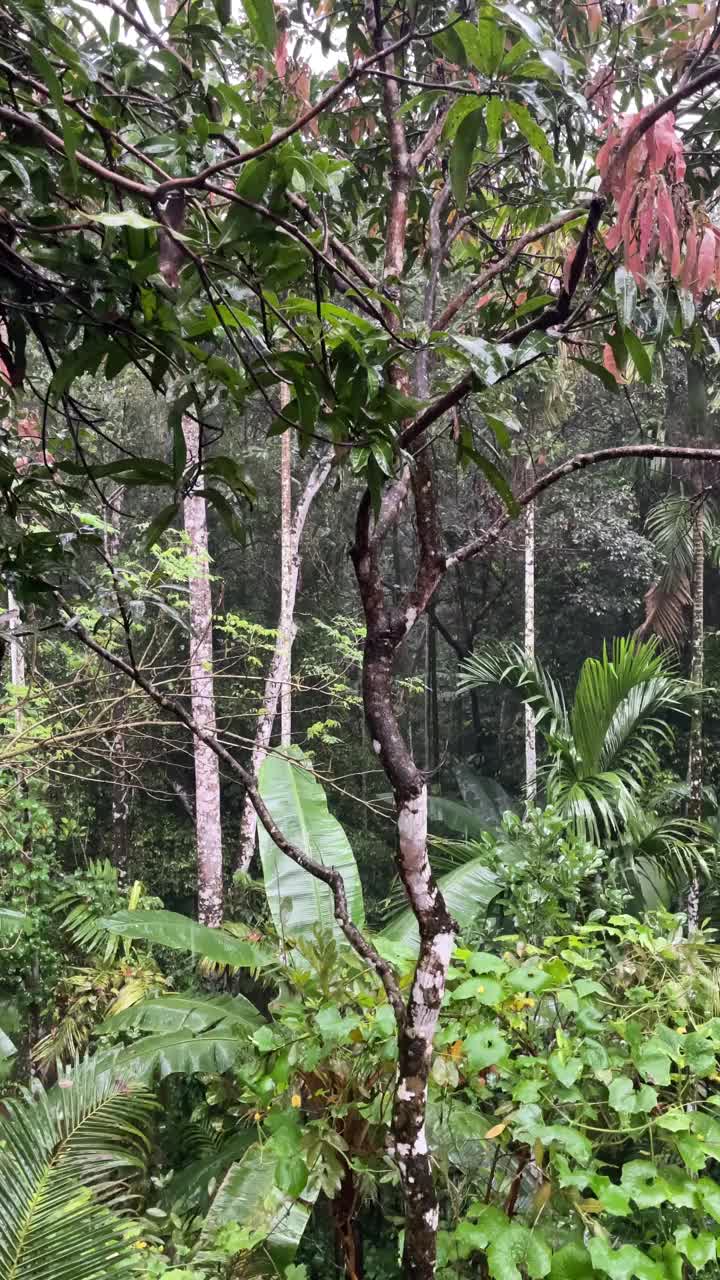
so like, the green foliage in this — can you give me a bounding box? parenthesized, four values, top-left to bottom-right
(0, 1061, 155, 1280)
(460, 637, 694, 845)
(257, 745, 365, 942)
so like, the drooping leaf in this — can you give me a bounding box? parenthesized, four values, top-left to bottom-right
(101, 910, 273, 969)
(257, 746, 365, 942)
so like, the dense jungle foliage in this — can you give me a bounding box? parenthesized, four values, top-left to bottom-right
(4, 0, 720, 1274)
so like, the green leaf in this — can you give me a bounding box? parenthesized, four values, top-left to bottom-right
(88, 209, 160, 229)
(674, 1226, 716, 1270)
(102, 991, 264, 1035)
(615, 266, 637, 326)
(548, 1052, 583, 1086)
(486, 98, 505, 151)
(101, 910, 272, 969)
(275, 1157, 308, 1199)
(0, 1062, 155, 1280)
(443, 95, 488, 142)
(145, 502, 178, 550)
(200, 1143, 317, 1264)
(465, 1024, 509, 1070)
(573, 357, 621, 394)
(623, 328, 652, 384)
(506, 101, 553, 165)
(498, 2, 545, 45)
(242, 0, 277, 50)
(257, 746, 365, 943)
(477, 10, 505, 73)
(450, 108, 484, 207)
(588, 1239, 665, 1280)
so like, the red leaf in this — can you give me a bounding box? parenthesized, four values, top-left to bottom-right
(603, 343, 626, 384)
(696, 226, 716, 297)
(274, 28, 288, 79)
(586, 0, 602, 32)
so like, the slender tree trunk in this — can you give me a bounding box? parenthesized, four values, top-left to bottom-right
(686, 491, 704, 932)
(182, 415, 223, 926)
(424, 617, 439, 775)
(7, 586, 25, 732)
(524, 498, 537, 804)
(236, 388, 333, 871)
(279, 391, 293, 748)
(104, 491, 131, 888)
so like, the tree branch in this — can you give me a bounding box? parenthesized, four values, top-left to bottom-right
(56, 598, 406, 1027)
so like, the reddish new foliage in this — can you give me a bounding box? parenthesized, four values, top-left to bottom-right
(597, 108, 720, 297)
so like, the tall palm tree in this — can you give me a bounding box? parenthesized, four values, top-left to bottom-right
(459, 636, 694, 847)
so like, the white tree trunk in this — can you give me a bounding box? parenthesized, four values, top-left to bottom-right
(686, 494, 704, 933)
(524, 498, 537, 804)
(104, 491, 131, 889)
(7, 586, 25, 734)
(182, 415, 223, 926)
(279, 394, 293, 748)
(236, 397, 333, 871)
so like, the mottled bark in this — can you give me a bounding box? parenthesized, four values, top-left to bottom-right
(424, 617, 439, 775)
(182, 415, 223, 927)
(104, 492, 131, 888)
(524, 499, 536, 804)
(235, 392, 333, 871)
(686, 492, 704, 933)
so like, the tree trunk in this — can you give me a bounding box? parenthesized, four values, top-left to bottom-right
(686, 491, 704, 933)
(424, 617, 439, 775)
(236, 387, 333, 871)
(182, 415, 223, 927)
(104, 491, 131, 888)
(279, 397, 293, 749)
(7, 586, 25, 732)
(524, 498, 537, 804)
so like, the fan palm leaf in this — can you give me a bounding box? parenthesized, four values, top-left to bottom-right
(459, 636, 693, 845)
(0, 1061, 155, 1280)
(459, 643, 567, 736)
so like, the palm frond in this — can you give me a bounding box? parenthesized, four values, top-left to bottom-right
(570, 637, 686, 775)
(459, 643, 568, 735)
(639, 494, 702, 646)
(0, 1060, 155, 1280)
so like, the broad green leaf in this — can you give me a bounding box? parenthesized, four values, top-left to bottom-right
(477, 10, 505, 73)
(486, 98, 505, 151)
(450, 108, 484, 207)
(674, 1226, 716, 1270)
(101, 909, 272, 969)
(145, 502, 178, 550)
(507, 101, 553, 165)
(200, 1143, 317, 1264)
(573, 357, 621, 393)
(498, 2, 544, 46)
(588, 1238, 666, 1280)
(443, 94, 487, 142)
(102, 991, 264, 1035)
(464, 1024, 509, 1069)
(106, 1028, 245, 1081)
(623, 328, 652, 385)
(242, 0, 277, 50)
(257, 746, 365, 942)
(88, 210, 160, 229)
